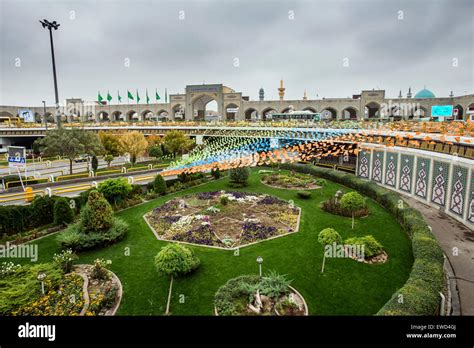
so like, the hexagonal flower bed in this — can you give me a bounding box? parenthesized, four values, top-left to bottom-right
(144, 191, 301, 249)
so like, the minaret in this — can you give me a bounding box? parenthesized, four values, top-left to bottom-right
(303, 90, 308, 100)
(398, 90, 402, 98)
(259, 87, 264, 101)
(407, 87, 412, 99)
(449, 90, 454, 97)
(278, 79, 285, 101)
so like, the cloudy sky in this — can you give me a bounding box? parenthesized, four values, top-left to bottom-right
(0, 0, 473, 106)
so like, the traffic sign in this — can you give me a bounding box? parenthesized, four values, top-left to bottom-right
(8, 146, 26, 168)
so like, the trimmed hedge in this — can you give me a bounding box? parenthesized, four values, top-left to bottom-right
(280, 163, 445, 316)
(0, 196, 60, 236)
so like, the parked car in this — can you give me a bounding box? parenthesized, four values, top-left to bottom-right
(74, 155, 89, 163)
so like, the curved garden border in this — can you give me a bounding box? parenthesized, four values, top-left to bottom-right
(73, 264, 123, 316)
(279, 163, 445, 316)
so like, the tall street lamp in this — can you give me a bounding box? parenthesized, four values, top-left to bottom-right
(39, 19, 61, 127)
(42, 100, 48, 130)
(256, 256, 263, 278)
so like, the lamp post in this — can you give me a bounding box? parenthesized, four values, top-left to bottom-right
(42, 100, 48, 130)
(37, 272, 46, 295)
(39, 19, 61, 127)
(256, 256, 263, 278)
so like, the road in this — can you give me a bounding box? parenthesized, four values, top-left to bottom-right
(0, 170, 177, 205)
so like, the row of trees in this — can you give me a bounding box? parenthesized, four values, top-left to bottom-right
(34, 129, 195, 174)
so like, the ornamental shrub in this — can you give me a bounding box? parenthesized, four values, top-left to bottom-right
(340, 192, 366, 212)
(228, 167, 250, 188)
(297, 191, 312, 199)
(153, 174, 167, 195)
(345, 235, 383, 257)
(154, 243, 200, 278)
(98, 177, 133, 205)
(211, 167, 221, 179)
(80, 190, 114, 233)
(318, 228, 342, 246)
(53, 197, 74, 226)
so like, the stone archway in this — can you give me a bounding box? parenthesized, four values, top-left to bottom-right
(141, 109, 154, 121)
(453, 104, 463, 120)
(192, 94, 218, 121)
(126, 110, 137, 122)
(261, 107, 278, 121)
(98, 111, 110, 122)
(341, 107, 358, 120)
(302, 107, 317, 113)
(365, 102, 380, 118)
(225, 103, 239, 121)
(111, 111, 123, 122)
(321, 107, 337, 120)
(244, 108, 258, 120)
(172, 104, 185, 120)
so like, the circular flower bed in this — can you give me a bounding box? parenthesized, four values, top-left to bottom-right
(261, 171, 322, 190)
(144, 191, 301, 248)
(214, 273, 308, 316)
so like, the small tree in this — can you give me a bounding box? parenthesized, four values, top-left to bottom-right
(340, 192, 366, 229)
(154, 244, 200, 315)
(98, 177, 133, 205)
(163, 130, 194, 157)
(80, 190, 114, 233)
(229, 167, 250, 187)
(152, 174, 167, 195)
(91, 155, 99, 173)
(211, 167, 221, 179)
(98, 131, 121, 156)
(149, 145, 163, 160)
(53, 197, 74, 226)
(318, 228, 342, 273)
(104, 154, 114, 168)
(119, 131, 148, 165)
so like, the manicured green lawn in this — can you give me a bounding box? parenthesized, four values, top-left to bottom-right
(14, 169, 413, 315)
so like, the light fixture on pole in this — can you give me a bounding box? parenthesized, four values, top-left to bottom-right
(39, 19, 61, 127)
(42, 100, 48, 130)
(37, 272, 46, 295)
(256, 256, 263, 277)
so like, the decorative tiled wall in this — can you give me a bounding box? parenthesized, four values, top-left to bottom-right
(357, 147, 473, 227)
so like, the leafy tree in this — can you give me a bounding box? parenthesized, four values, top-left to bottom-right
(318, 227, 342, 273)
(91, 155, 99, 173)
(35, 129, 103, 174)
(154, 244, 200, 315)
(147, 134, 162, 148)
(149, 145, 163, 159)
(119, 131, 148, 165)
(104, 154, 114, 168)
(53, 197, 74, 226)
(98, 177, 133, 205)
(162, 130, 194, 157)
(98, 131, 121, 156)
(229, 167, 250, 187)
(80, 190, 114, 233)
(211, 167, 221, 179)
(152, 174, 167, 195)
(340, 192, 366, 229)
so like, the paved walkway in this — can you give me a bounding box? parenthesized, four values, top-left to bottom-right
(403, 197, 474, 316)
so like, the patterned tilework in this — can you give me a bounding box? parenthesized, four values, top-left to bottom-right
(467, 172, 474, 224)
(449, 165, 468, 217)
(358, 150, 371, 179)
(431, 161, 450, 207)
(399, 154, 414, 193)
(415, 157, 431, 200)
(372, 151, 384, 183)
(384, 152, 398, 187)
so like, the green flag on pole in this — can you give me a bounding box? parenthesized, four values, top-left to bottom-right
(136, 90, 140, 104)
(118, 91, 122, 102)
(98, 91, 103, 103)
(127, 90, 134, 100)
(155, 89, 161, 101)
(107, 91, 112, 102)
(146, 89, 150, 104)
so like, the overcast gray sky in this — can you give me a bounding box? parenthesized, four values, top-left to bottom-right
(0, 0, 473, 106)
